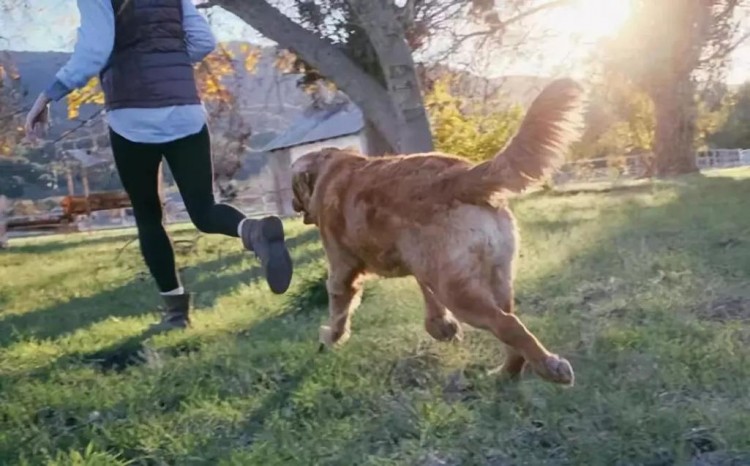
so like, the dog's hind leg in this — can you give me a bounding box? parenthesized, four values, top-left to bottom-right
(490, 264, 526, 380)
(418, 281, 463, 342)
(319, 257, 365, 349)
(437, 282, 573, 385)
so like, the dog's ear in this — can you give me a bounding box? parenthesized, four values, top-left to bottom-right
(302, 172, 316, 193)
(291, 169, 318, 225)
(292, 171, 315, 199)
(299, 172, 317, 208)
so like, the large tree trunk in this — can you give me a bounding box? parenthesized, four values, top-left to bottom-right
(210, 0, 417, 153)
(346, 0, 434, 153)
(650, 77, 699, 177)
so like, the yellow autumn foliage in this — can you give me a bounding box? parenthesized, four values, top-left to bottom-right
(274, 49, 298, 74)
(66, 77, 105, 119)
(1, 58, 24, 157)
(425, 76, 524, 163)
(63, 43, 263, 120)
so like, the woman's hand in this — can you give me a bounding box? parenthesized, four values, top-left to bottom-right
(24, 92, 52, 141)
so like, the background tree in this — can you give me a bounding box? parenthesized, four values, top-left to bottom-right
(0, 52, 40, 198)
(571, 68, 733, 178)
(709, 81, 750, 148)
(0, 51, 24, 157)
(199, 0, 573, 154)
(573, 73, 655, 162)
(600, 0, 749, 176)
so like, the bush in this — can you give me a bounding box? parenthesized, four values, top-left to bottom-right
(425, 76, 523, 163)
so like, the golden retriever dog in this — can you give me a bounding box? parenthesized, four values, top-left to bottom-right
(291, 78, 585, 385)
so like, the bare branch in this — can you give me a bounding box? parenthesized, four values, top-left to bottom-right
(48, 109, 105, 146)
(206, 0, 405, 150)
(499, 0, 574, 29)
(701, 29, 750, 65)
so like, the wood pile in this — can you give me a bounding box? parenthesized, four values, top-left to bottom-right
(61, 191, 131, 217)
(3, 191, 132, 237)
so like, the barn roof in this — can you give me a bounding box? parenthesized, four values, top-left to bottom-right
(262, 101, 364, 152)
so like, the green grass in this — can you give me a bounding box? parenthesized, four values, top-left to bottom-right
(2, 169, 750, 465)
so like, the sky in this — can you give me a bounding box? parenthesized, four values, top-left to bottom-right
(2, 0, 750, 84)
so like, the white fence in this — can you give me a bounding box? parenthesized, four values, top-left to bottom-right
(2, 149, 748, 244)
(555, 149, 750, 185)
(695, 149, 750, 169)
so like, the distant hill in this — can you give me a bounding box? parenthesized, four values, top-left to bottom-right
(6, 50, 96, 137)
(5, 45, 551, 142)
(6, 44, 311, 142)
(419, 63, 552, 108)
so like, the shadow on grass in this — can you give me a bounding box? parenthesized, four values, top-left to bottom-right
(76, 258, 330, 376)
(525, 174, 750, 292)
(440, 173, 750, 465)
(4, 221, 316, 256)
(0, 228, 322, 350)
(0, 271, 333, 465)
(3, 231, 139, 256)
(73, 274, 332, 464)
(536, 180, 662, 198)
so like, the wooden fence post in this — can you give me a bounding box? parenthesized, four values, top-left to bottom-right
(66, 165, 75, 196)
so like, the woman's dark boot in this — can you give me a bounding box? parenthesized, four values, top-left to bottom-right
(241, 217, 293, 294)
(151, 293, 192, 331)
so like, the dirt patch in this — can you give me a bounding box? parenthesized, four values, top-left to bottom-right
(685, 427, 720, 457)
(442, 369, 476, 403)
(714, 237, 743, 250)
(165, 339, 203, 357)
(691, 451, 750, 466)
(420, 452, 458, 466)
(388, 346, 443, 390)
(577, 278, 621, 307)
(697, 297, 750, 322)
(83, 342, 152, 372)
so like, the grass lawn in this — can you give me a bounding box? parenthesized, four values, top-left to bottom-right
(1, 169, 750, 465)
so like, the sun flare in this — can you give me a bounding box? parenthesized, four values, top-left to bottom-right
(562, 0, 633, 41)
(504, 0, 634, 77)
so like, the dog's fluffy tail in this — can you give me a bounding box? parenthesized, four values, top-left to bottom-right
(451, 78, 586, 199)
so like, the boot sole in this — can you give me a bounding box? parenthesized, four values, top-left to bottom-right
(149, 318, 190, 333)
(259, 217, 293, 294)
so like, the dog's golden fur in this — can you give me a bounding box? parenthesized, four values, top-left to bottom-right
(291, 78, 586, 385)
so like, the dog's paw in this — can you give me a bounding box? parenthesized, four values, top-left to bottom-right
(425, 316, 464, 342)
(534, 354, 574, 386)
(319, 325, 351, 348)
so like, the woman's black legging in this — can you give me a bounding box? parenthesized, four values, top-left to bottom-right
(109, 125, 245, 292)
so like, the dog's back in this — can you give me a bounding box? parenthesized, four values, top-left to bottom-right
(307, 79, 585, 276)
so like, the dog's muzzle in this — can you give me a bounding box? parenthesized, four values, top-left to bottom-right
(292, 198, 314, 225)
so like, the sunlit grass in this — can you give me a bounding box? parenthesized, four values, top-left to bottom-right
(1, 169, 750, 465)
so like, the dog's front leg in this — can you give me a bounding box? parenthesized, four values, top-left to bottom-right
(319, 262, 364, 349)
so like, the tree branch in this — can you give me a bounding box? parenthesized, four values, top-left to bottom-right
(202, 0, 405, 151)
(499, 0, 574, 29)
(48, 109, 105, 146)
(423, 0, 574, 66)
(701, 29, 750, 65)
